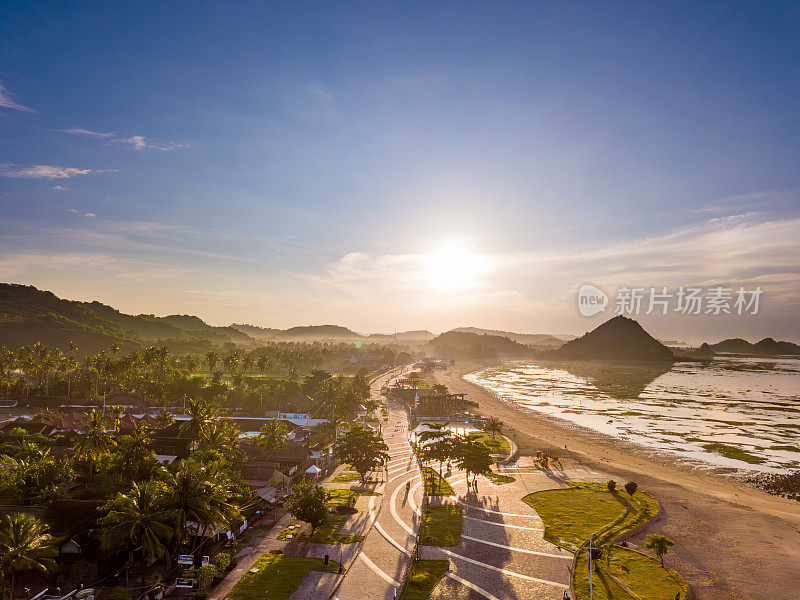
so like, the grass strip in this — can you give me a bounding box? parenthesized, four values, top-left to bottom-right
(485, 471, 515, 485)
(228, 553, 341, 600)
(419, 504, 462, 546)
(467, 431, 511, 454)
(422, 467, 455, 495)
(398, 559, 450, 600)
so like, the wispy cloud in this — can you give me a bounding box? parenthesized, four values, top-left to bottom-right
(66, 208, 78, 213)
(57, 128, 191, 151)
(0, 83, 36, 113)
(112, 135, 191, 151)
(307, 85, 334, 101)
(84, 212, 96, 218)
(52, 185, 67, 191)
(0, 164, 117, 179)
(58, 127, 114, 138)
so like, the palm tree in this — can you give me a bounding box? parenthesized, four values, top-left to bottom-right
(0, 513, 57, 599)
(205, 350, 220, 376)
(74, 409, 117, 484)
(256, 420, 289, 452)
(161, 459, 240, 551)
(179, 398, 218, 448)
(198, 420, 246, 462)
(116, 422, 155, 480)
(97, 480, 174, 565)
(483, 417, 503, 441)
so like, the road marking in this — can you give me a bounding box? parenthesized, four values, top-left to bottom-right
(456, 499, 541, 519)
(358, 553, 401, 587)
(390, 474, 420, 535)
(445, 572, 501, 600)
(461, 535, 572, 559)
(462, 515, 544, 531)
(434, 548, 569, 589)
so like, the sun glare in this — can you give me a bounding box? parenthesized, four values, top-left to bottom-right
(425, 244, 485, 291)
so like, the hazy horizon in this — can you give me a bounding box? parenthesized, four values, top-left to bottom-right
(2, 2, 799, 342)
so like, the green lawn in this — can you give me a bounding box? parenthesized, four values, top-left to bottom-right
(524, 483, 685, 600)
(228, 554, 341, 600)
(467, 431, 511, 455)
(608, 546, 688, 600)
(420, 504, 462, 546)
(523, 484, 627, 552)
(332, 470, 378, 484)
(422, 467, 455, 495)
(398, 559, 450, 600)
(280, 488, 379, 544)
(485, 471, 516, 485)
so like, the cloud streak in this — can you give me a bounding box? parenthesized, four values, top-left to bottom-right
(0, 164, 117, 179)
(111, 135, 191, 151)
(59, 128, 115, 138)
(0, 83, 35, 113)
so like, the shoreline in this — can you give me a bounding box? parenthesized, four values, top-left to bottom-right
(431, 359, 800, 600)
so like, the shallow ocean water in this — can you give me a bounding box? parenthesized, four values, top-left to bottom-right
(466, 357, 800, 473)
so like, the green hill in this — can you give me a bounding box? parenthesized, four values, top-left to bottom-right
(0, 283, 256, 355)
(543, 316, 674, 362)
(427, 330, 533, 358)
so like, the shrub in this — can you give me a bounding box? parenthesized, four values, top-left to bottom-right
(212, 551, 232, 571)
(607, 480, 617, 492)
(197, 564, 219, 591)
(624, 481, 638, 496)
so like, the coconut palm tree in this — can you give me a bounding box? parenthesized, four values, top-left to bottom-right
(0, 513, 57, 599)
(161, 459, 240, 551)
(483, 417, 503, 440)
(116, 422, 155, 480)
(198, 420, 246, 462)
(205, 350, 220, 376)
(97, 480, 174, 565)
(179, 398, 218, 448)
(256, 420, 289, 452)
(74, 409, 117, 484)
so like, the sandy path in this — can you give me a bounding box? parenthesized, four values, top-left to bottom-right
(431, 360, 800, 600)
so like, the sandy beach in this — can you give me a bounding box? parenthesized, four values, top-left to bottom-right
(431, 360, 800, 600)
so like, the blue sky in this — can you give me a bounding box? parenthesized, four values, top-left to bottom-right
(1, 1, 799, 341)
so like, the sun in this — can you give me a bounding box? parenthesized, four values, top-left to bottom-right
(425, 244, 485, 291)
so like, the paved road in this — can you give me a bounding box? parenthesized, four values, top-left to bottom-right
(332, 370, 420, 600)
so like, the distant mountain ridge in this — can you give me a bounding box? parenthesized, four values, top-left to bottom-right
(543, 316, 674, 362)
(427, 330, 533, 358)
(0, 283, 257, 355)
(710, 337, 800, 356)
(451, 327, 571, 347)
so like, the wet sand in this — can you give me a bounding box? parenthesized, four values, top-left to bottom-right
(432, 360, 800, 600)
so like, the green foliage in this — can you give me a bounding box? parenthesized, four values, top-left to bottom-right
(212, 551, 232, 571)
(197, 564, 219, 590)
(624, 481, 638, 496)
(285, 482, 328, 535)
(333, 425, 389, 481)
(645, 534, 676, 566)
(0, 513, 57, 599)
(607, 480, 617, 492)
(97, 480, 174, 563)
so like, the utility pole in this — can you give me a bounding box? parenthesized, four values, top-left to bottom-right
(587, 537, 594, 600)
